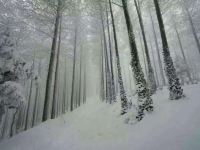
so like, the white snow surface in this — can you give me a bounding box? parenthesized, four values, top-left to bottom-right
(1, 85, 200, 150)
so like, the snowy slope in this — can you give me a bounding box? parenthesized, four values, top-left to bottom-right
(1, 85, 200, 150)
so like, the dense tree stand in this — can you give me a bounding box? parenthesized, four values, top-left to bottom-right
(1, 0, 200, 142)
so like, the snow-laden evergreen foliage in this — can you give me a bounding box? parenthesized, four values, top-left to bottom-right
(0, 26, 29, 124)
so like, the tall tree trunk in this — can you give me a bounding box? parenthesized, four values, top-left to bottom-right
(62, 56, 67, 113)
(99, 4, 112, 103)
(109, 0, 128, 115)
(70, 24, 78, 111)
(83, 68, 87, 104)
(149, 7, 166, 86)
(83, 47, 87, 104)
(100, 33, 105, 101)
(10, 108, 18, 137)
(149, 39, 160, 86)
(32, 61, 42, 127)
(106, 2, 116, 103)
(104, 39, 112, 103)
(121, 0, 153, 121)
(139, 32, 148, 79)
(153, 0, 184, 100)
(78, 46, 83, 107)
(43, 0, 61, 121)
(134, 0, 157, 94)
(51, 13, 62, 119)
(25, 57, 35, 130)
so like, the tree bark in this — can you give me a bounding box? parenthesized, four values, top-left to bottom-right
(134, 0, 157, 94)
(99, 4, 112, 103)
(43, 0, 61, 121)
(149, 39, 160, 86)
(62, 56, 67, 113)
(51, 13, 62, 119)
(25, 57, 35, 130)
(153, 0, 184, 100)
(109, 0, 128, 114)
(121, 0, 153, 120)
(106, 2, 116, 103)
(70, 24, 78, 111)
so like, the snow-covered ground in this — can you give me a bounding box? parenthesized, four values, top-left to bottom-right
(1, 84, 200, 150)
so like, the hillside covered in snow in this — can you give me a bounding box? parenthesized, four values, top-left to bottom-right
(1, 85, 200, 150)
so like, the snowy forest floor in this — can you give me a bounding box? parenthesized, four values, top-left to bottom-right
(1, 84, 200, 150)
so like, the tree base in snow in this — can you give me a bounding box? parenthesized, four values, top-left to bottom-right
(136, 97, 154, 121)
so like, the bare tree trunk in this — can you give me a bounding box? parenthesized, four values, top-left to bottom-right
(99, 5, 112, 103)
(106, 2, 116, 103)
(78, 45, 83, 107)
(25, 56, 35, 130)
(10, 108, 18, 137)
(149, 39, 160, 87)
(1, 108, 8, 138)
(43, 0, 61, 121)
(62, 57, 67, 113)
(51, 13, 62, 119)
(83, 48, 87, 104)
(109, 0, 128, 115)
(70, 25, 78, 111)
(100, 33, 105, 101)
(139, 32, 148, 78)
(32, 61, 42, 127)
(32, 81, 39, 127)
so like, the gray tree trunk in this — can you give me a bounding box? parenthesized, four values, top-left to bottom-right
(121, 0, 153, 120)
(134, 0, 157, 94)
(51, 13, 62, 119)
(106, 2, 116, 103)
(153, 0, 184, 100)
(43, 0, 61, 121)
(109, 0, 128, 114)
(70, 24, 78, 111)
